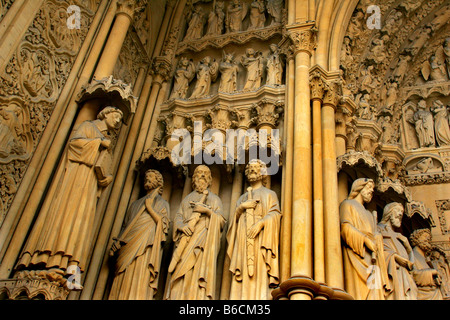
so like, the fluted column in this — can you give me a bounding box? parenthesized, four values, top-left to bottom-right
(310, 72, 325, 284)
(322, 81, 344, 290)
(286, 24, 316, 300)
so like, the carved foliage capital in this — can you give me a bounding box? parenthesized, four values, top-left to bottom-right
(310, 72, 325, 100)
(150, 56, 172, 84)
(323, 80, 342, 107)
(287, 26, 317, 56)
(117, 0, 138, 21)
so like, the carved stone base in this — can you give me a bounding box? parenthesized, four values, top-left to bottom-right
(272, 276, 354, 300)
(0, 270, 73, 300)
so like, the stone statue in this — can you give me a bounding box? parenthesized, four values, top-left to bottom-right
(165, 165, 226, 300)
(409, 100, 435, 148)
(227, 160, 281, 300)
(109, 169, 169, 300)
(241, 48, 264, 92)
(183, 5, 205, 41)
(266, 43, 284, 86)
(170, 57, 196, 100)
(421, 54, 447, 82)
(409, 228, 443, 300)
(378, 202, 418, 300)
(226, 0, 248, 33)
(16, 107, 123, 279)
(266, 0, 284, 25)
(444, 38, 450, 79)
(205, 1, 225, 37)
(219, 51, 239, 93)
(190, 56, 219, 99)
(340, 178, 390, 300)
(429, 246, 450, 299)
(248, 0, 266, 30)
(431, 100, 450, 147)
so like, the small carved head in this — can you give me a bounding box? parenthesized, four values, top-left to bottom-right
(381, 202, 404, 228)
(348, 178, 375, 203)
(192, 165, 213, 193)
(410, 228, 432, 252)
(98, 106, 123, 130)
(144, 169, 164, 195)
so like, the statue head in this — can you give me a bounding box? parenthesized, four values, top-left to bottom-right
(417, 100, 427, 110)
(192, 165, 212, 193)
(380, 202, 404, 228)
(245, 159, 268, 186)
(410, 228, 432, 253)
(98, 106, 123, 131)
(144, 169, 164, 195)
(347, 178, 375, 203)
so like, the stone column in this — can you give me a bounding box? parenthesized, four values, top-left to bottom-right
(310, 72, 325, 284)
(322, 81, 344, 290)
(286, 24, 316, 300)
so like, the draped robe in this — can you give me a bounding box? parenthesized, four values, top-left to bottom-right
(378, 224, 418, 300)
(227, 186, 281, 300)
(340, 199, 390, 300)
(412, 247, 443, 300)
(17, 120, 108, 273)
(109, 193, 169, 300)
(165, 190, 225, 300)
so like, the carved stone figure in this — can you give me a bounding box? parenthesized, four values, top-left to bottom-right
(444, 37, 450, 79)
(340, 178, 389, 300)
(227, 160, 281, 300)
(109, 170, 169, 300)
(205, 1, 225, 37)
(219, 51, 239, 93)
(241, 48, 264, 92)
(429, 246, 450, 298)
(165, 165, 226, 300)
(266, 0, 283, 25)
(431, 100, 450, 147)
(184, 5, 205, 41)
(0, 104, 26, 159)
(409, 100, 435, 148)
(226, 0, 247, 33)
(393, 54, 411, 83)
(421, 54, 447, 82)
(266, 43, 284, 86)
(356, 94, 375, 120)
(170, 57, 196, 100)
(378, 203, 418, 300)
(16, 107, 123, 277)
(190, 56, 219, 99)
(248, 0, 266, 30)
(409, 229, 443, 300)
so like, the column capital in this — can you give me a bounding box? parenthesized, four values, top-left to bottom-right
(150, 56, 172, 85)
(116, 0, 138, 21)
(286, 23, 317, 56)
(322, 80, 342, 110)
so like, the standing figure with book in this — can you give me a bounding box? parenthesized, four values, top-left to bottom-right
(16, 106, 123, 284)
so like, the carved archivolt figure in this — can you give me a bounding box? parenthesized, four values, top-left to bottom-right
(241, 48, 264, 92)
(219, 51, 239, 93)
(378, 203, 418, 300)
(248, 0, 265, 30)
(109, 170, 169, 300)
(340, 178, 390, 300)
(227, 160, 281, 300)
(170, 57, 196, 100)
(166, 165, 226, 300)
(190, 56, 219, 99)
(266, 0, 283, 25)
(410, 229, 443, 300)
(205, 1, 225, 37)
(266, 43, 284, 86)
(431, 100, 450, 147)
(0, 105, 26, 158)
(16, 107, 123, 277)
(184, 5, 205, 41)
(444, 38, 450, 79)
(421, 54, 447, 82)
(409, 100, 435, 148)
(226, 0, 247, 33)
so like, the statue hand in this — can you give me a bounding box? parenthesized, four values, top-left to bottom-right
(240, 199, 260, 211)
(247, 220, 264, 239)
(364, 237, 376, 253)
(98, 175, 113, 187)
(193, 203, 211, 215)
(100, 138, 111, 149)
(110, 238, 122, 256)
(180, 225, 193, 237)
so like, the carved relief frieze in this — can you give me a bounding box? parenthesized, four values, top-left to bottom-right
(435, 199, 450, 235)
(0, 0, 99, 226)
